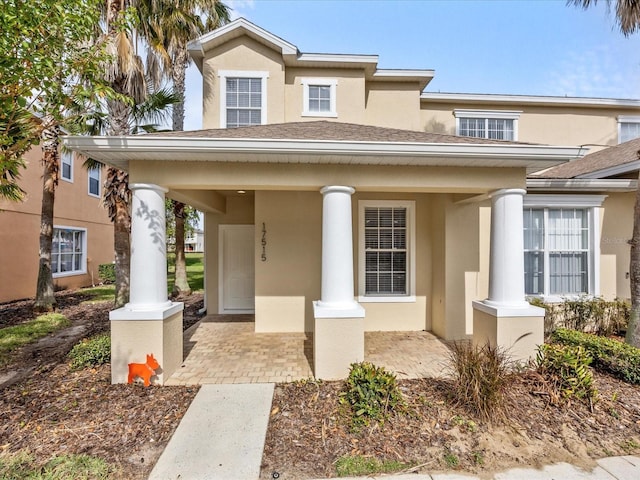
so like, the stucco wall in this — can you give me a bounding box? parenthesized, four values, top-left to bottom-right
(365, 82, 421, 130)
(600, 192, 633, 300)
(0, 148, 113, 303)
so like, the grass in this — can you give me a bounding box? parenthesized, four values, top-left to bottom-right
(79, 286, 116, 304)
(0, 451, 114, 479)
(334, 455, 407, 477)
(167, 252, 204, 293)
(0, 313, 70, 365)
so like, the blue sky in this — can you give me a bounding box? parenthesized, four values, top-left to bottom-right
(183, 0, 640, 130)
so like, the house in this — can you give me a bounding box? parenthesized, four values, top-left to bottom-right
(0, 146, 114, 303)
(185, 229, 204, 252)
(63, 18, 638, 384)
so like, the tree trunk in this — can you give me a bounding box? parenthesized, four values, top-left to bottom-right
(172, 200, 191, 296)
(627, 165, 640, 347)
(34, 122, 60, 312)
(170, 47, 191, 296)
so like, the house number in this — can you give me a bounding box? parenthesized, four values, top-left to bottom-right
(261, 223, 267, 261)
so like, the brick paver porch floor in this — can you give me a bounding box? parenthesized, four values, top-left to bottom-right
(164, 315, 452, 385)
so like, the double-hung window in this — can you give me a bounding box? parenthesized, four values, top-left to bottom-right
(523, 195, 605, 298)
(618, 116, 640, 143)
(301, 78, 337, 117)
(88, 167, 100, 197)
(52, 227, 86, 276)
(219, 70, 268, 128)
(455, 110, 521, 141)
(60, 151, 73, 182)
(359, 200, 415, 301)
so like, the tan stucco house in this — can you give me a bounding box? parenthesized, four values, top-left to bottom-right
(64, 18, 638, 384)
(0, 146, 113, 303)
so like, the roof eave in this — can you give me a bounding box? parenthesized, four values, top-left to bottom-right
(527, 178, 637, 192)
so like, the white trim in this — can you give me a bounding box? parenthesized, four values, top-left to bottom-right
(52, 225, 87, 278)
(358, 200, 416, 301)
(523, 194, 607, 208)
(87, 167, 100, 198)
(422, 92, 640, 108)
(578, 160, 640, 179)
(301, 78, 337, 117)
(218, 70, 269, 128)
(218, 224, 255, 314)
(526, 178, 637, 192)
(297, 53, 378, 64)
(60, 151, 73, 183)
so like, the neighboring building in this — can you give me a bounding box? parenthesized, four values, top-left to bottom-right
(185, 229, 204, 252)
(65, 18, 638, 383)
(0, 146, 114, 303)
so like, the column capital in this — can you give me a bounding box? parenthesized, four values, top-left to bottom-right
(489, 188, 526, 199)
(129, 183, 168, 194)
(320, 185, 355, 196)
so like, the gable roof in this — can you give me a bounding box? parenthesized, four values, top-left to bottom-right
(63, 121, 583, 172)
(187, 18, 434, 88)
(534, 137, 640, 179)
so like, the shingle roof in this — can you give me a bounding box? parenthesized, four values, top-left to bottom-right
(147, 120, 520, 145)
(534, 137, 640, 179)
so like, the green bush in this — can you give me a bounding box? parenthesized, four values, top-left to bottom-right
(339, 362, 405, 428)
(536, 343, 596, 401)
(448, 341, 512, 421)
(68, 334, 111, 370)
(536, 297, 630, 338)
(552, 328, 640, 384)
(97, 263, 115, 284)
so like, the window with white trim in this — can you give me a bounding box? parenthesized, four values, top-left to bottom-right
(618, 116, 640, 143)
(52, 227, 86, 276)
(454, 110, 521, 141)
(301, 78, 337, 117)
(60, 151, 73, 182)
(88, 167, 100, 197)
(359, 200, 415, 300)
(523, 195, 605, 298)
(219, 70, 268, 128)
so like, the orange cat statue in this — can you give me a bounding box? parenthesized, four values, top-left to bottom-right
(127, 354, 160, 387)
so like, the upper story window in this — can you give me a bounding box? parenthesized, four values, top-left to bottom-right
(219, 70, 268, 128)
(454, 109, 521, 141)
(358, 200, 416, 302)
(52, 226, 86, 277)
(88, 167, 100, 197)
(301, 78, 337, 117)
(523, 195, 605, 299)
(60, 151, 73, 182)
(618, 116, 640, 143)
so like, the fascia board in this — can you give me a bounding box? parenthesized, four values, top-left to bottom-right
(295, 53, 379, 64)
(577, 160, 640, 179)
(64, 135, 583, 164)
(421, 92, 640, 108)
(527, 178, 637, 192)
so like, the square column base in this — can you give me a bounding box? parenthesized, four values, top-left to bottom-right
(472, 301, 544, 364)
(314, 312, 364, 380)
(110, 302, 184, 385)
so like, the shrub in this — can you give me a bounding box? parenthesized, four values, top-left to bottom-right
(536, 343, 596, 401)
(447, 342, 512, 422)
(552, 328, 640, 384)
(68, 334, 111, 370)
(339, 362, 405, 428)
(98, 263, 115, 284)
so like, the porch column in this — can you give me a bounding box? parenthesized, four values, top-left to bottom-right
(109, 183, 184, 385)
(472, 188, 544, 363)
(313, 186, 364, 380)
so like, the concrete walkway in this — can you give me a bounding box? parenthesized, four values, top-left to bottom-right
(148, 383, 274, 480)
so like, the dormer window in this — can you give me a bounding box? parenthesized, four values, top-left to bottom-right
(219, 70, 268, 128)
(301, 78, 337, 117)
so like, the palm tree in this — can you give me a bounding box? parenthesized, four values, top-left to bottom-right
(139, 0, 230, 296)
(570, 0, 640, 346)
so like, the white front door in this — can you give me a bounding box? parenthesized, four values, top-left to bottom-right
(219, 225, 255, 313)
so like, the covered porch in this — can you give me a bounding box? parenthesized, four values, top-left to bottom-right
(165, 314, 452, 385)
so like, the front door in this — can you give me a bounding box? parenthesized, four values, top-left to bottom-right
(219, 225, 255, 313)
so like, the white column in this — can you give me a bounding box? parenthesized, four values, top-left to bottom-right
(484, 188, 529, 309)
(127, 183, 172, 311)
(315, 186, 362, 315)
